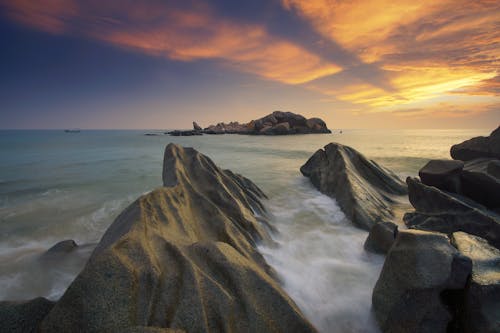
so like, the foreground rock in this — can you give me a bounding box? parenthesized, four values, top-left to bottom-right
(39, 144, 315, 333)
(300, 143, 408, 230)
(372, 229, 471, 333)
(364, 221, 398, 254)
(451, 126, 500, 161)
(418, 159, 464, 193)
(451, 232, 500, 333)
(0, 297, 55, 333)
(461, 158, 500, 210)
(198, 111, 331, 136)
(404, 177, 500, 249)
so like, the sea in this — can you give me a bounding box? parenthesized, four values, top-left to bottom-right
(0, 128, 490, 332)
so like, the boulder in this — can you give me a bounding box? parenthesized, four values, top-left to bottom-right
(451, 126, 500, 161)
(40, 144, 315, 333)
(418, 159, 464, 193)
(461, 158, 500, 210)
(272, 122, 290, 135)
(192, 122, 202, 131)
(300, 143, 408, 230)
(404, 177, 500, 249)
(372, 229, 472, 333)
(451, 232, 500, 333)
(364, 221, 398, 254)
(0, 297, 55, 333)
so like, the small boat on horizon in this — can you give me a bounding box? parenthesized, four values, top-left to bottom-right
(64, 129, 81, 133)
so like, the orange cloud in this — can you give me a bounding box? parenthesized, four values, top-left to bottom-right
(1, 0, 341, 84)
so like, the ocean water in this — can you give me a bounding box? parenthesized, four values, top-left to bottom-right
(0, 128, 490, 332)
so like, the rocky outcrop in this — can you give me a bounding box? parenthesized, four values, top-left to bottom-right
(451, 232, 500, 333)
(300, 143, 408, 230)
(364, 221, 398, 254)
(193, 121, 202, 131)
(372, 229, 472, 333)
(196, 111, 331, 136)
(418, 159, 464, 193)
(461, 158, 500, 210)
(451, 126, 500, 161)
(39, 144, 316, 333)
(0, 297, 55, 333)
(404, 177, 500, 249)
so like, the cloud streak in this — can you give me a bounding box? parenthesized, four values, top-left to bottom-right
(1, 0, 341, 84)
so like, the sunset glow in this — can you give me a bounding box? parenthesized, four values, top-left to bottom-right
(0, 0, 498, 128)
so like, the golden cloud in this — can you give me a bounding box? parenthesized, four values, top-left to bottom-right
(1, 0, 341, 84)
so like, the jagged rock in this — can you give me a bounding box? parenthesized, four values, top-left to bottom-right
(404, 177, 500, 249)
(300, 143, 408, 230)
(202, 111, 331, 135)
(419, 159, 464, 193)
(46, 240, 78, 254)
(451, 126, 500, 161)
(40, 144, 315, 333)
(192, 122, 202, 131)
(364, 221, 398, 254)
(461, 158, 500, 210)
(451, 232, 500, 333)
(372, 229, 472, 333)
(0, 297, 55, 333)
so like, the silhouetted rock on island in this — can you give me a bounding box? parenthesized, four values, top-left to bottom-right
(194, 111, 331, 135)
(300, 143, 408, 230)
(451, 126, 500, 161)
(38, 144, 316, 333)
(372, 229, 472, 333)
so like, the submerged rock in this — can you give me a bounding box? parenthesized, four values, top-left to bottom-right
(0, 297, 55, 333)
(451, 126, 500, 161)
(39, 144, 315, 333)
(372, 229, 471, 333)
(451, 232, 500, 333)
(404, 177, 500, 249)
(300, 143, 408, 230)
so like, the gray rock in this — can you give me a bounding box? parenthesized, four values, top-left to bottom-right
(0, 297, 54, 333)
(419, 159, 464, 193)
(404, 177, 500, 249)
(372, 229, 472, 333)
(451, 232, 500, 333)
(451, 126, 500, 161)
(192, 121, 202, 131)
(364, 221, 398, 254)
(461, 158, 500, 210)
(300, 143, 408, 230)
(46, 239, 78, 254)
(40, 144, 315, 333)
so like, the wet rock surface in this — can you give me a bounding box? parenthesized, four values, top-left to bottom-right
(300, 142, 408, 230)
(37, 144, 316, 333)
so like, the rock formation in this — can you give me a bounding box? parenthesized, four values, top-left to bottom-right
(373, 127, 500, 333)
(363, 221, 398, 254)
(300, 143, 408, 230)
(372, 229, 472, 333)
(194, 111, 331, 136)
(0, 297, 55, 333)
(451, 232, 500, 333)
(36, 144, 316, 333)
(451, 126, 500, 161)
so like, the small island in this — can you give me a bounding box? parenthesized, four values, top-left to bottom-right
(166, 111, 331, 136)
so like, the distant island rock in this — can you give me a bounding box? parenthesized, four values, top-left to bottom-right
(158, 111, 331, 136)
(200, 111, 331, 135)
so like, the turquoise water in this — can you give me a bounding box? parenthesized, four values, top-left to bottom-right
(0, 128, 490, 332)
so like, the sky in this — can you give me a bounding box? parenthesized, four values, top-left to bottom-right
(0, 0, 499, 129)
